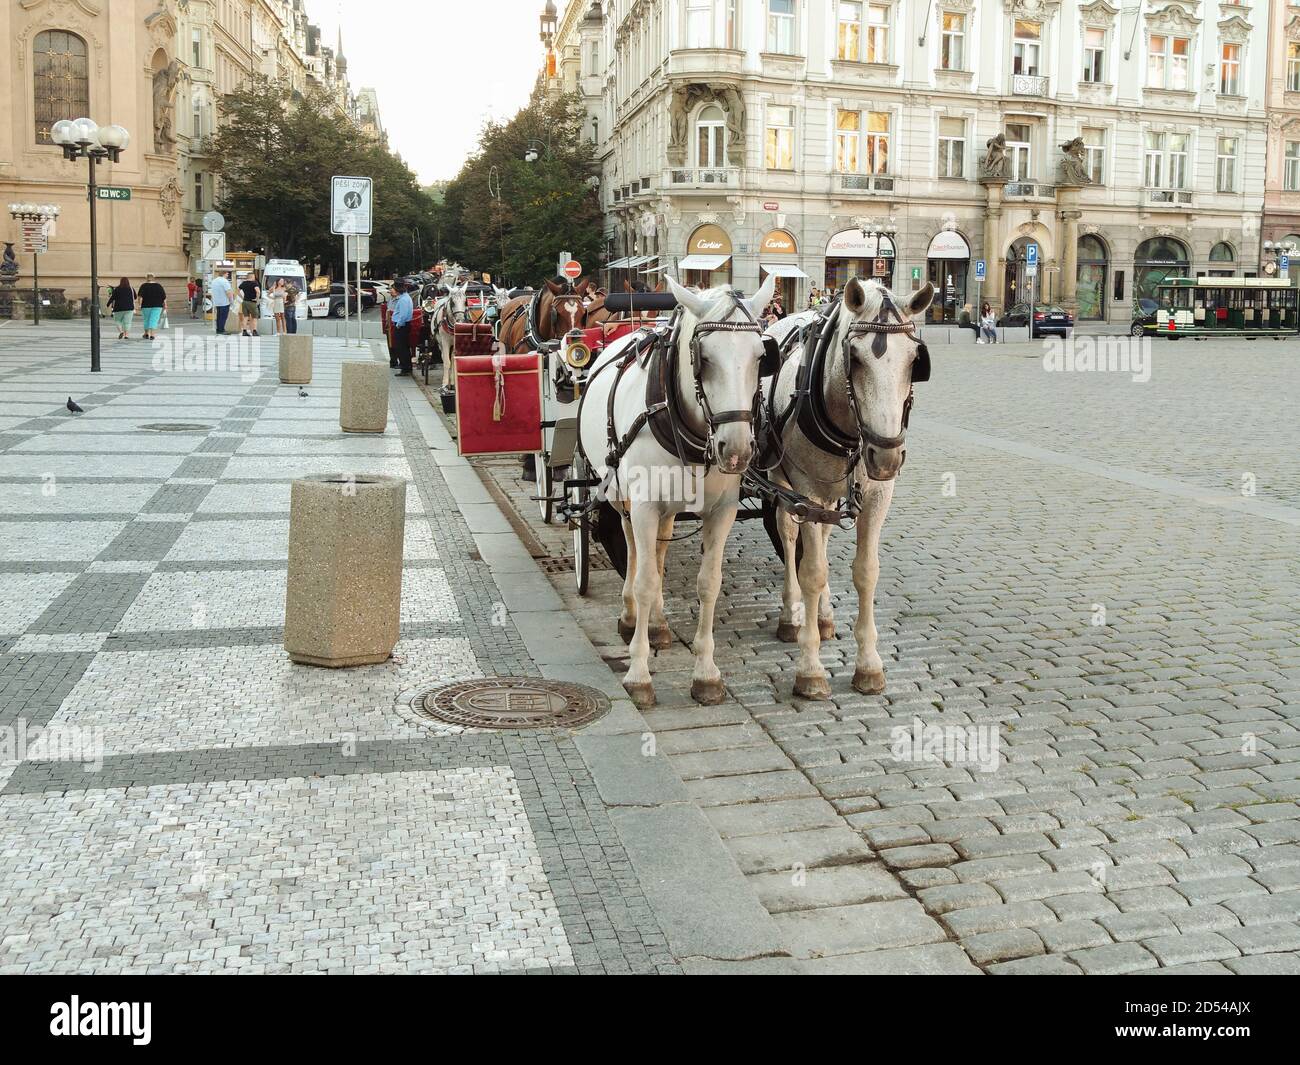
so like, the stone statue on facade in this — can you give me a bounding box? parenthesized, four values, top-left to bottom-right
(1057, 137, 1092, 186)
(978, 133, 1011, 181)
(666, 84, 745, 168)
(721, 86, 746, 167)
(152, 59, 181, 155)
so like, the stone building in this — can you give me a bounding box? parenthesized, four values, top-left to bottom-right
(578, 0, 1271, 320)
(1262, 0, 1300, 266)
(1, 0, 191, 300)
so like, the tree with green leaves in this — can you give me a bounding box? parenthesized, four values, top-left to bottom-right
(208, 81, 438, 279)
(436, 87, 603, 286)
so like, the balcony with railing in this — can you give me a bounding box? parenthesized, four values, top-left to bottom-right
(1144, 187, 1194, 208)
(662, 167, 739, 191)
(1009, 73, 1050, 97)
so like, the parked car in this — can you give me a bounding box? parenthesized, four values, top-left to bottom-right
(998, 302, 1074, 338)
(304, 283, 362, 319)
(359, 280, 390, 306)
(1130, 297, 1161, 337)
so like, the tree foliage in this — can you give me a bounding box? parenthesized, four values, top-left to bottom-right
(434, 87, 603, 286)
(208, 81, 437, 278)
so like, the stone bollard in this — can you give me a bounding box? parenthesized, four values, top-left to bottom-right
(283, 473, 406, 667)
(339, 361, 389, 433)
(278, 334, 313, 384)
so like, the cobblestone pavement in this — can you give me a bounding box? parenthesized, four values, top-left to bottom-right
(0, 325, 683, 974)
(479, 337, 1300, 975)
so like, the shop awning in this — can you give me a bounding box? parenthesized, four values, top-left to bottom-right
(678, 254, 731, 271)
(607, 257, 633, 269)
(761, 263, 809, 279)
(625, 255, 655, 267)
(640, 261, 668, 274)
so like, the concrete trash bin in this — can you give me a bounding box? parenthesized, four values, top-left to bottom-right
(283, 473, 406, 667)
(278, 334, 313, 384)
(340, 360, 389, 433)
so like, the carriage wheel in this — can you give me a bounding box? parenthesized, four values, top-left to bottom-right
(762, 498, 804, 567)
(569, 454, 592, 596)
(535, 455, 554, 524)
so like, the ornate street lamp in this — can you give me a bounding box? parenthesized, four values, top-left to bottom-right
(7, 203, 60, 326)
(540, 1, 558, 77)
(856, 215, 899, 283)
(49, 118, 130, 372)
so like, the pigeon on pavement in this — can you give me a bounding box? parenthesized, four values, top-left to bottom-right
(297, 389, 309, 398)
(66, 398, 84, 414)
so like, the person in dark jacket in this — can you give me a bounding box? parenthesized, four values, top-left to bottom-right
(138, 274, 167, 340)
(108, 278, 136, 339)
(957, 303, 979, 342)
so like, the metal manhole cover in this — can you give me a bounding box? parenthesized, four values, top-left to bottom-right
(410, 677, 610, 730)
(138, 423, 213, 433)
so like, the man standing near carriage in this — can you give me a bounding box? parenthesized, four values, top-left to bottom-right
(389, 279, 414, 376)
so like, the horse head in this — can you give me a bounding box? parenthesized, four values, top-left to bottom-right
(665, 272, 777, 475)
(837, 277, 934, 482)
(545, 278, 586, 337)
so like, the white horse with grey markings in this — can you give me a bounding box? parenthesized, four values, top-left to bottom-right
(576, 273, 777, 707)
(760, 277, 933, 699)
(426, 281, 468, 387)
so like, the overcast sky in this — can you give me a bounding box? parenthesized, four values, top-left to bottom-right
(309, 0, 551, 183)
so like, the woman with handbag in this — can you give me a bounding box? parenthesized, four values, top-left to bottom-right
(107, 278, 136, 340)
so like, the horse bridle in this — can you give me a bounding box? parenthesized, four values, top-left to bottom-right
(841, 294, 930, 455)
(687, 294, 764, 465)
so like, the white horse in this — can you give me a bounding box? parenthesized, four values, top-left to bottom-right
(428, 281, 468, 388)
(577, 273, 777, 707)
(763, 277, 933, 699)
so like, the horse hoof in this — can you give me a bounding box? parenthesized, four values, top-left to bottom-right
(617, 618, 636, 645)
(776, 620, 801, 643)
(794, 673, 832, 700)
(853, 669, 886, 695)
(818, 619, 836, 640)
(623, 681, 656, 708)
(650, 625, 673, 650)
(691, 678, 727, 705)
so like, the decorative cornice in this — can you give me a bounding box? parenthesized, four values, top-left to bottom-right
(1217, 15, 1251, 44)
(1146, 4, 1201, 34)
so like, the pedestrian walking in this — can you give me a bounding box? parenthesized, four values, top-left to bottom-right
(284, 283, 299, 335)
(389, 279, 414, 377)
(138, 273, 167, 341)
(210, 271, 233, 335)
(270, 279, 288, 335)
(187, 278, 200, 318)
(237, 272, 261, 337)
(107, 277, 136, 339)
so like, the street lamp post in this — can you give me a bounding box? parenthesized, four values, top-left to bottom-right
(49, 118, 130, 373)
(7, 203, 61, 326)
(857, 215, 899, 288)
(539, 1, 558, 77)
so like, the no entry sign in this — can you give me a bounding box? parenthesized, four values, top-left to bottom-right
(563, 260, 582, 279)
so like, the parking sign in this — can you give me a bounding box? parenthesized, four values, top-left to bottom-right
(1026, 243, 1038, 267)
(331, 175, 373, 236)
(974, 259, 986, 281)
(1282, 254, 1291, 273)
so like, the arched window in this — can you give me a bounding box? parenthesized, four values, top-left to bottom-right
(34, 30, 89, 145)
(696, 104, 726, 168)
(1209, 242, 1235, 262)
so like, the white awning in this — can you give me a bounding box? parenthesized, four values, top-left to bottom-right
(761, 263, 809, 279)
(607, 257, 633, 269)
(678, 254, 731, 271)
(625, 254, 655, 267)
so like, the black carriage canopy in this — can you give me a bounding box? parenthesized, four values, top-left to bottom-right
(601, 292, 679, 313)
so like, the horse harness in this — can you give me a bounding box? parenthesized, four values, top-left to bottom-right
(578, 293, 766, 478)
(745, 292, 931, 527)
(523, 284, 583, 351)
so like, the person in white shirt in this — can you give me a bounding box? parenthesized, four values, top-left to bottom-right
(209, 273, 233, 334)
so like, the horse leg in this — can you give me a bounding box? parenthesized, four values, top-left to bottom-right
(649, 514, 675, 650)
(440, 332, 456, 387)
(817, 524, 836, 640)
(690, 506, 737, 705)
(793, 520, 832, 699)
(776, 506, 803, 642)
(852, 484, 894, 695)
(617, 513, 638, 644)
(622, 504, 663, 707)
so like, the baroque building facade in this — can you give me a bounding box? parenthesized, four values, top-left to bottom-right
(573, 0, 1275, 321)
(2, 0, 376, 299)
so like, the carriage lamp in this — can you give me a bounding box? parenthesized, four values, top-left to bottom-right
(50, 118, 130, 373)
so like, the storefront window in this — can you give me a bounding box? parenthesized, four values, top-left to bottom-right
(1076, 235, 1108, 320)
(925, 230, 971, 322)
(1134, 236, 1189, 302)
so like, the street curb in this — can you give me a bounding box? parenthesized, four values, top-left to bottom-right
(400, 380, 790, 963)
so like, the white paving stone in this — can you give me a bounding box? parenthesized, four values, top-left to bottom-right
(0, 573, 80, 634)
(0, 769, 574, 973)
(0, 482, 158, 515)
(165, 519, 438, 562)
(219, 456, 413, 481)
(0, 455, 186, 479)
(196, 482, 424, 514)
(0, 521, 127, 562)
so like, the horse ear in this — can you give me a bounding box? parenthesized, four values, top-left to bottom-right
(906, 282, 935, 319)
(546, 279, 564, 295)
(665, 275, 714, 320)
(654, 279, 665, 293)
(744, 272, 778, 320)
(623, 280, 634, 293)
(843, 277, 868, 314)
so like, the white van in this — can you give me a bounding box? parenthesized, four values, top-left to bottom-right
(260, 259, 308, 321)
